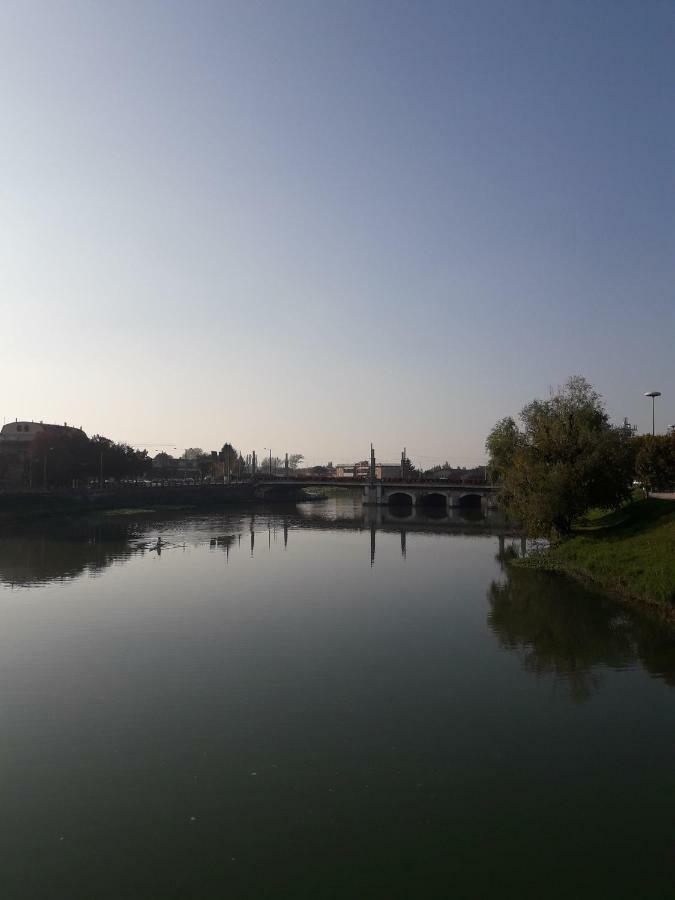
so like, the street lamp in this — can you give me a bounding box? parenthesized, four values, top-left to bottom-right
(644, 391, 661, 436)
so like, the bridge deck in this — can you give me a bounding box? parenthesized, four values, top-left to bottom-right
(255, 477, 498, 490)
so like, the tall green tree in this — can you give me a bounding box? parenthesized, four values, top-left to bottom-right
(486, 376, 634, 536)
(634, 434, 675, 492)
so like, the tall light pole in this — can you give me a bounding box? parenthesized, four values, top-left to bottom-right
(644, 391, 661, 436)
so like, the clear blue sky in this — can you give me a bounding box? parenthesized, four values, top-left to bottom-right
(2, 0, 673, 466)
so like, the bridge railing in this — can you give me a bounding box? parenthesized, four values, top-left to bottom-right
(253, 474, 495, 487)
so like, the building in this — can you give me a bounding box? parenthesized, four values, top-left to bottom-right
(151, 453, 201, 482)
(422, 466, 487, 482)
(0, 420, 87, 450)
(0, 420, 88, 488)
(378, 464, 406, 479)
(335, 461, 409, 480)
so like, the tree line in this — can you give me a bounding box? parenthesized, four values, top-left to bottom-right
(20, 430, 149, 487)
(0, 430, 308, 488)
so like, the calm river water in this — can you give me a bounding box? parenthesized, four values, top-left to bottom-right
(0, 498, 673, 899)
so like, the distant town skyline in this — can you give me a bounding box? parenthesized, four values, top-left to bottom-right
(2, 1, 673, 460)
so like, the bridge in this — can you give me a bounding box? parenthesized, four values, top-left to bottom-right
(253, 475, 499, 512)
(225, 445, 500, 511)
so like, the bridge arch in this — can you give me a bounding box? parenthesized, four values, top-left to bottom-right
(457, 492, 483, 509)
(420, 491, 447, 509)
(387, 491, 414, 508)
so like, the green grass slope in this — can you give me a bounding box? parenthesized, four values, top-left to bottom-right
(517, 499, 675, 612)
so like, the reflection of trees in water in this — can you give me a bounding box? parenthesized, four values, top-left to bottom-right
(0, 520, 140, 587)
(488, 568, 675, 701)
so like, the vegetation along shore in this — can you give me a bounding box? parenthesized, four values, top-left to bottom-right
(486, 377, 675, 618)
(514, 499, 675, 616)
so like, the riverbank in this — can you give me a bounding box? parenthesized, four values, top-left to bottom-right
(0, 484, 317, 520)
(515, 499, 675, 616)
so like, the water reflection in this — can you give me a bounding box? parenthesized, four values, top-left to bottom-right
(1, 501, 674, 898)
(488, 567, 675, 700)
(3, 505, 674, 702)
(0, 519, 141, 587)
(0, 503, 518, 587)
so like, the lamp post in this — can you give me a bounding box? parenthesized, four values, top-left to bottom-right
(644, 391, 661, 436)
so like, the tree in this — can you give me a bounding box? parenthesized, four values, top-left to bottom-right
(486, 376, 634, 536)
(258, 455, 283, 474)
(219, 443, 238, 469)
(32, 428, 91, 486)
(635, 434, 675, 492)
(402, 456, 417, 476)
(182, 448, 204, 460)
(90, 435, 149, 481)
(31, 430, 148, 486)
(288, 453, 304, 469)
(219, 443, 246, 478)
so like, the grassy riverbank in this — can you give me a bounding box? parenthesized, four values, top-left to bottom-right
(516, 499, 675, 614)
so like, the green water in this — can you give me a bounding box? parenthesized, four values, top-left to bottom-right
(0, 500, 673, 899)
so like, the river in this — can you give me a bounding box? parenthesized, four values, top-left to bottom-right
(0, 498, 673, 899)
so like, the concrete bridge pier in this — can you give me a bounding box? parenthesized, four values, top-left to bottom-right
(362, 483, 384, 505)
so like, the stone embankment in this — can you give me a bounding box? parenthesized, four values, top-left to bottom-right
(0, 484, 266, 519)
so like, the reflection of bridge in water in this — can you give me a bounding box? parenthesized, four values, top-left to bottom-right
(0, 504, 523, 585)
(240, 505, 524, 567)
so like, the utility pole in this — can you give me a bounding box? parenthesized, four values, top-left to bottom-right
(252, 450, 257, 477)
(401, 447, 406, 480)
(285, 452, 289, 479)
(370, 443, 376, 484)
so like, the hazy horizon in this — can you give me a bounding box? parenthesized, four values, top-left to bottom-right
(3, 1, 674, 466)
